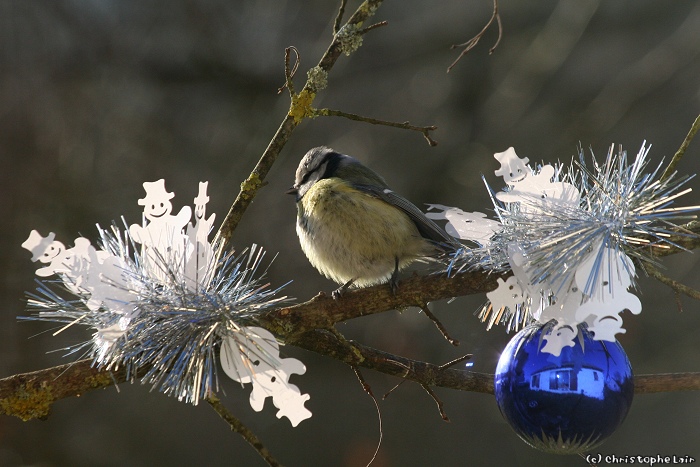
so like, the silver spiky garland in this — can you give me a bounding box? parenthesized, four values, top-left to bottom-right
(432, 142, 699, 340)
(23, 208, 296, 412)
(498, 143, 696, 294)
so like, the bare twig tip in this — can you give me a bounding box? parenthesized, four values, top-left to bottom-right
(447, 0, 502, 72)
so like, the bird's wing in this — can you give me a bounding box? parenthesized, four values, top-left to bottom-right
(352, 183, 460, 247)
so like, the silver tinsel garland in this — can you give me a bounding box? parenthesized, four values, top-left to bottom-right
(435, 143, 699, 338)
(24, 223, 291, 405)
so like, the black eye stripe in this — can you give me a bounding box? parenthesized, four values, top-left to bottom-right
(300, 151, 340, 184)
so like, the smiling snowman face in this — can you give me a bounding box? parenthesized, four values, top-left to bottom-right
(194, 202, 205, 220)
(38, 240, 66, 263)
(138, 179, 175, 222)
(494, 147, 531, 184)
(22, 230, 66, 264)
(145, 199, 172, 220)
(192, 181, 210, 222)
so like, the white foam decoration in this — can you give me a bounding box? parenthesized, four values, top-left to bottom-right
(220, 327, 311, 427)
(541, 323, 578, 356)
(426, 204, 501, 246)
(433, 144, 698, 355)
(490, 149, 642, 353)
(485, 277, 525, 330)
(129, 179, 193, 284)
(22, 180, 307, 423)
(573, 246, 641, 341)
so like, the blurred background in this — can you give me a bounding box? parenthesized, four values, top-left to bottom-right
(1, 1, 699, 465)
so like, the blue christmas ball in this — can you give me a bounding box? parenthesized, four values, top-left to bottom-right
(494, 322, 634, 454)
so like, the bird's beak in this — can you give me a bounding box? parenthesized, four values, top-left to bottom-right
(286, 186, 298, 196)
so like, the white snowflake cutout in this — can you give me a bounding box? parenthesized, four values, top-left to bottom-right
(220, 327, 311, 427)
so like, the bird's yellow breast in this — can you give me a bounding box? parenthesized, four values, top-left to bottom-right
(296, 178, 429, 286)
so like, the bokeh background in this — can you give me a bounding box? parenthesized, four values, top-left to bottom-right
(1, 1, 700, 466)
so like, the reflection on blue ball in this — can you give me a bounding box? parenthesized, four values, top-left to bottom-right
(494, 323, 634, 454)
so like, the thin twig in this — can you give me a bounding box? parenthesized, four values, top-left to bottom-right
(206, 393, 283, 467)
(438, 354, 473, 370)
(315, 108, 438, 146)
(447, 0, 502, 72)
(660, 114, 700, 182)
(382, 380, 406, 399)
(352, 366, 383, 467)
(333, 0, 349, 35)
(420, 383, 450, 422)
(359, 21, 389, 35)
(642, 261, 700, 301)
(277, 46, 300, 95)
(674, 291, 684, 312)
(419, 303, 459, 346)
(382, 354, 472, 414)
(649, 220, 700, 257)
(214, 0, 385, 252)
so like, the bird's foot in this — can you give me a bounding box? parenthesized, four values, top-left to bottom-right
(332, 279, 355, 300)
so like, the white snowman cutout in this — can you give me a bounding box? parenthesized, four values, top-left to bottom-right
(485, 276, 525, 327)
(185, 181, 216, 292)
(494, 147, 580, 212)
(129, 179, 191, 283)
(22, 230, 136, 353)
(574, 246, 641, 341)
(22, 230, 98, 296)
(539, 278, 584, 356)
(220, 327, 311, 427)
(426, 204, 501, 247)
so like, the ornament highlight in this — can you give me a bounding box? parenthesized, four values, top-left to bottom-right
(494, 322, 634, 454)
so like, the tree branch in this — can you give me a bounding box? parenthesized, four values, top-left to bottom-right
(206, 394, 282, 467)
(3, 267, 700, 422)
(333, 0, 349, 35)
(660, 113, 700, 182)
(213, 0, 385, 253)
(448, 0, 502, 72)
(641, 261, 700, 301)
(3, 327, 698, 423)
(314, 108, 438, 146)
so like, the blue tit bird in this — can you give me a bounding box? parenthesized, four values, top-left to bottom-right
(287, 146, 458, 298)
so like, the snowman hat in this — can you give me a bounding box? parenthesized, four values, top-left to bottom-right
(194, 181, 210, 205)
(22, 230, 57, 262)
(494, 147, 529, 178)
(138, 179, 174, 206)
